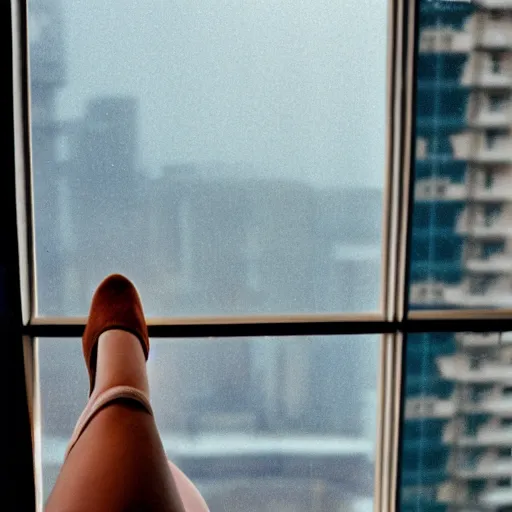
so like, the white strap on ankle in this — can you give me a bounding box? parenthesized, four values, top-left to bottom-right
(64, 386, 153, 460)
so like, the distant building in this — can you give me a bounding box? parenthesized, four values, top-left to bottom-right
(145, 172, 319, 316)
(145, 173, 380, 441)
(66, 96, 143, 310)
(316, 187, 381, 313)
(34, 2, 378, 510)
(29, 0, 67, 314)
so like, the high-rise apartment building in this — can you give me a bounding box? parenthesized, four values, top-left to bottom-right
(403, 1, 512, 510)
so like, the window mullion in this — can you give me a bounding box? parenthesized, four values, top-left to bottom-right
(378, 0, 418, 510)
(375, 333, 404, 512)
(5, 1, 36, 509)
(385, 0, 417, 326)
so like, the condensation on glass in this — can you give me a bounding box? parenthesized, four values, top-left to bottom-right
(400, 331, 512, 511)
(410, 0, 512, 311)
(38, 335, 379, 511)
(28, 0, 387, 317)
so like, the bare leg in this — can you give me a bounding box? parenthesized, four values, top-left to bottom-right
(45, 330, 186, 512)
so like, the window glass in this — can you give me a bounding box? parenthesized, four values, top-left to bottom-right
(39, 335, 380, 511)
(410, 0, 512, 310)
(400, 331, 512, 511)
(28, 0, 387, 317)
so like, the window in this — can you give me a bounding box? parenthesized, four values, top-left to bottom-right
(491, 53, 501, 74)
(485, 129, 501, 149)
(490, 12, 504, 22)
(39, 335, 380, 503)
(401, 332, 512, 508)
(441, 33, 452, 51)
(469, 355, 481, 370)
(432, 286, 444, 301)
(488, 93, 506, 112)
(29, 0, 387, 318)
(482, 169, 494, 189)
(421, 33, 436, 52)
(7, 1, 512, 511)
(484, 204, 501, 227)
(20, 0, 389, 509)
(469, 277, 488, 296)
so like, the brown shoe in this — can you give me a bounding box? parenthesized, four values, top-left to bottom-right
(83, 274, 150, 396)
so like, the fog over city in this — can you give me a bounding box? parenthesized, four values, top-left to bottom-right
(30, 0, 387, 510)
(56, 0, 387, 185)
(27, 0, 512, 510)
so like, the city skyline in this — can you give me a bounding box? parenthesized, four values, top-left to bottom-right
(32, 0, 512, 511)
(29, 1, 382, 510)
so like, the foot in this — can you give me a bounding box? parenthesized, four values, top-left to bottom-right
(83, 274, 150, 396)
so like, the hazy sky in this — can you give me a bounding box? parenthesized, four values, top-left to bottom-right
(55, 0, 388, 186)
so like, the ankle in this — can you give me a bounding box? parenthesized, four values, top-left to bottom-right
(93, 330, 150, 397)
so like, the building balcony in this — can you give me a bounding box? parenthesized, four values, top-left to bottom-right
(410, 282, 457, 306)
(466, 255, 512, 273)
(456, 332, 512, 348)
(415, 179, 468, 201)
(443, 417, 510, 445)
(471, 186, 512, 202)
(479, 487, 512, 509)
(471, 12, 512, 51)
(443, 285, 512, 307)
(462, 53, 512, 89)
(405, 397, 455, 419)
(453, 457, 512, 479)
(470, 109, 512, 129)
(479, 0, 512, 9)
(456, 221, 512, 238)
(465, 166, 512, 201)
(419, 27, 473, 54)
(417, 101, 510, 134)
(438, 482, 512, 509)
(471, 148, 512, 165)
(467, 88, 512, 129)
(437, 355, 512, 384)
(457, 332, 512, 347)
(450, 427, 512, 447)
(462, 393, 512, 416)
(408, 280, 512, 308)
(450, 132, 512, 163)
(478, 30, 512, 52)
(454, 202, 512, 238)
